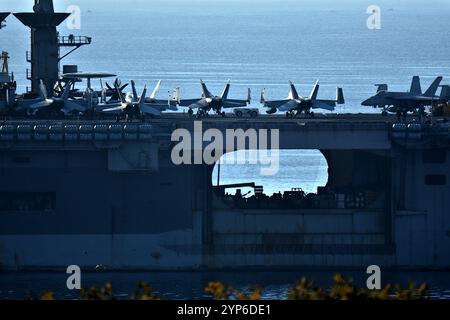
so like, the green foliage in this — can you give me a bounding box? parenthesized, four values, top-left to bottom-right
(205, 274, 429, 301)
(286, 274, 428, 300)
(38, 282, 160, 300)
(129, 281, 160, 300)
(36, 274, 429, 300)
(80, 282, 114, 300)
(205, 281, 261, 300)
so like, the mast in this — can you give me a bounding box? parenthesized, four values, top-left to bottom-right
(14, 0, 69, 95)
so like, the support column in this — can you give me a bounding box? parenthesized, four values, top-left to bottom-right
(14, 0, 69, 95)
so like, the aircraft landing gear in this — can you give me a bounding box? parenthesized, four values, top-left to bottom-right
(402, 110, 407, 122)
(303, 110, 314, 118)
(196, 109, 206, 119)
(286, 111, 295, 118)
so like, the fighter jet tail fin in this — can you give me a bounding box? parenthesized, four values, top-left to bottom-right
(424, 76, 443, 97)
(60, 80, 72, 101)
(38, 80, 48, 100)
(150, 80, 161, 100)
(336, 87, 345, 104)
(309, 80, 320, 101)
(410, 76, 422, 94)
(131, 80, 138, 102)
(221, 80, 230, 99)
(288, 81, 299, 100)
(375, 84, 388, 92)
(440, 85, 450, 101)
(138, 85, 147, 107)
(200, 79, 212, 98)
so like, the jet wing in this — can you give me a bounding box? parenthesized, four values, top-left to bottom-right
(145, 98, 168, 105)
(178, 98, 203, 107)
(263, 99, 290, 109)
(390, 96, 437, 101)
(222, 99, 248, 108)
(312, 100, 336, 111)
(102, 104, 126, 112)
(61, 101, 87, 114)
(224, 99, 248, 105)
(316, 99, 337, 107)
(278, 100, 299, 112)
(184, 99, 209, 109)
(29, 99, 53, 110)
(140, 104, 162, 117)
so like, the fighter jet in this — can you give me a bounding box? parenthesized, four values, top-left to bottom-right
(262, 81, 344, 117)
(143, 80, 174, 107)
(16, 80, 82, 116)
(101, 82, 162, 119)
(361, 76, 443, 116)
(174, 80, 251, 117)
(126, 80, 177, 112)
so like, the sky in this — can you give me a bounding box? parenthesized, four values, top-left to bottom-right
(3, 0, 448, 12)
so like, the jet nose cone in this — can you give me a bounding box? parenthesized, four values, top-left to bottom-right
(361, 98, 372, 106)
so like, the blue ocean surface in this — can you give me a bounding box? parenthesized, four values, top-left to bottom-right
(3, 0, 450, 111)
(1, 0, 450, 299)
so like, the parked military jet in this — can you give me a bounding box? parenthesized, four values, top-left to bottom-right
(101, 82, 162, 119)
(361, 76, 443, 116)
(173, 80, 251, 117)
(262, 81, 344, 117)
(15, 80, 82, 116)
(126, 80, 177, 112)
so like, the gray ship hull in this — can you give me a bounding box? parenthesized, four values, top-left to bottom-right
(0, 115, 449, 270)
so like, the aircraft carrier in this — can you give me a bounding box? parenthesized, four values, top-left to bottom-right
(0, 1, 449, 271)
